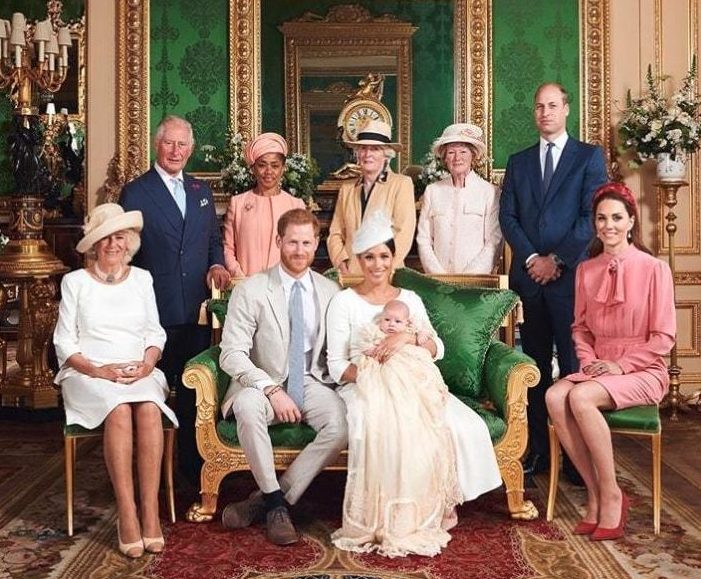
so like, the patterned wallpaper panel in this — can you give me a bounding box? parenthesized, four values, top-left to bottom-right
(149, 0, 228, 172)
(492, 0, 580, 169)
(261, 0, 455, 168)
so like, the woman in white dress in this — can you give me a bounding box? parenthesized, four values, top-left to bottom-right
(326, 211, 502, 557)
(54, 204, 178, 559)
(416, 123, 502, 274)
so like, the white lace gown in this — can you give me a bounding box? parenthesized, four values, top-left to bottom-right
(53, 267, 178, 429)
(326, 288, 502, 556)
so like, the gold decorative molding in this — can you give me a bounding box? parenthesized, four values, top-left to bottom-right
(676, 271, 701, 285)
(656, 181, 700, 255)
(228, 0, 261, 142)
(580, 0, 611, 152)
(116, 0, 150, 183)
(463, 0, 488, 131)
(676, 301, 700, 357)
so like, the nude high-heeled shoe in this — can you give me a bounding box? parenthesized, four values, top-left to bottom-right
(117, 521, 144, 558)
(143, 535, 165, 554)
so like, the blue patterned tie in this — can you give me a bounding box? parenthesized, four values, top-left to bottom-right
(542, 142, 554, 194)
(171, 178, 187, 218)
(287, 281, 305, 408)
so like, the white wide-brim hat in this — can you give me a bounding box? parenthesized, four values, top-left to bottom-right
(76, 203, 143, 254)
(352, 210, 394, 255)
(431, 123, 486, 159)
(344, 119, 402, 151)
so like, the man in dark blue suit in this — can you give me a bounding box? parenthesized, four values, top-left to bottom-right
(120, 115, 230, 485)
(499, 83, 607, 482)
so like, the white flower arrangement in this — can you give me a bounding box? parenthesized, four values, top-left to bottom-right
(0, 233, 8, 250)
(618, 59, 701, 166)
(202, 132, 319, 205)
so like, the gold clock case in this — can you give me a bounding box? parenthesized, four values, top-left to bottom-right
(338, 97, 393, 142)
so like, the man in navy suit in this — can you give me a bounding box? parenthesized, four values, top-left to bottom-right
(499, 83, 607, 481)
(120, 115, 230, 485)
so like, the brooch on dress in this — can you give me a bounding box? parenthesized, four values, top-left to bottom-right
(244, 200, 255, 211)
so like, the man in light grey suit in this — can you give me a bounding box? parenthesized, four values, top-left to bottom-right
(219, 208, 346, 545)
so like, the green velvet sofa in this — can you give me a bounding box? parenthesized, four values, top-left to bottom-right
(182, 269, 540, 522)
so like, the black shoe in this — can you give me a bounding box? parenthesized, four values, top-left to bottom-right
(523, 453, 549, 476)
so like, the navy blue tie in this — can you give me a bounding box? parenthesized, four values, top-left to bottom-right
(287, 281, 305, 408)
(543, 142, 554, 194)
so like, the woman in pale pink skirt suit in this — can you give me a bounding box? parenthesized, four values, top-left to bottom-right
(546, 182, 675, 542)
(223, 133, 305, 276)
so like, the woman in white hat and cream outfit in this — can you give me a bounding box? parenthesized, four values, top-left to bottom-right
(416, 123, 503, 274)
(54, 203, 177, 559)
(327, 119, 416, 275)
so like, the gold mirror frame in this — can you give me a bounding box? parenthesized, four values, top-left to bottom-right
(116, 0, 610, 180)
(280, 11, 416, 171)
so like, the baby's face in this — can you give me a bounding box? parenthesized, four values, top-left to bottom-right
(378, 305, 410, 334)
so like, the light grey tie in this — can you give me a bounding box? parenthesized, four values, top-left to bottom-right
(287, 280, 305, 408)
(171, 178, 187, 218)
(542, 142, 554, 194)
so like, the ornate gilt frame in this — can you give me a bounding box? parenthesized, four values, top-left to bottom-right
(115, 0, 610, 179)
(279, 11, 416, 170)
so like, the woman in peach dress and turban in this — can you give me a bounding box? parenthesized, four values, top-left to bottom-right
(223, 132, 305, 276)
(546, 182, 675, 541)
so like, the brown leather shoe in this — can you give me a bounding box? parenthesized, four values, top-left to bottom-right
(265, 506, 299, 545)
(221, 494, 265, 529)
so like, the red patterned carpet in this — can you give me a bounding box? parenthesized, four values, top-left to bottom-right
(1, 418, 701, 578)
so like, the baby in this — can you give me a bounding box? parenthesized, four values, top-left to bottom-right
(375, 299, 430, 345)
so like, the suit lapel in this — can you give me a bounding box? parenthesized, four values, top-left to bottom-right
(543, 139, 578, 206)
(143, 168, 184, 233)
(182, 174, 202, 242)
(310, 272, 329, 361)
(527, 146, 544, 206)
(266, 267, 289, 343)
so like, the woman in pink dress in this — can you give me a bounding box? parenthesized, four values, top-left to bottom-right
(546, 182, 675, 541)
(223, 133, 305, 276)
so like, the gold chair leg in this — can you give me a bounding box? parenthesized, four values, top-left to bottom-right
(164, 428, 176, 523)
(546, 423, 561, 522)
(65, 436, 76, 537)
(652, 431, 662, 535)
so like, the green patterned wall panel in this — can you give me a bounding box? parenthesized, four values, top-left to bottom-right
(492, 0, 580, 169)
(149, 0, 228, 171)
(261, 0, 454, 168)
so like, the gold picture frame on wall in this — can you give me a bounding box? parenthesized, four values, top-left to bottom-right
(115, 0, 610, 181)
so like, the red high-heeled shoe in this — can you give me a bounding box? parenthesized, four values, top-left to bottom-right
(573, 520, 598, 535)
(590, 493, 630, 541)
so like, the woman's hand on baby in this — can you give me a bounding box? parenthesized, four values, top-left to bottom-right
(366, 332, 414, 363)
(582, 359, 623, 377)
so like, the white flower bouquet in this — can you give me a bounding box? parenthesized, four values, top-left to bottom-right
(619, 59, 701, 166)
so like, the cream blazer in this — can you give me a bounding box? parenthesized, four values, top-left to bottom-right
(219, 266, 340, 418)
(416, 172, 503, 274)
(327, 170, 416, 274)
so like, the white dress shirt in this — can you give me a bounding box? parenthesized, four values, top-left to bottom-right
(278, 265, 319, 373)
(539, 132, 569, 177)
(154, 162, 185, 205)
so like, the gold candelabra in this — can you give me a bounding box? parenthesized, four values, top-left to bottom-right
(0, 3, 71, 116)
(0, 1, 71, 410)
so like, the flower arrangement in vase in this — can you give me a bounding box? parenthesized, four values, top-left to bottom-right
(202, 131, 320, 206)
(618, 58, 700, 181)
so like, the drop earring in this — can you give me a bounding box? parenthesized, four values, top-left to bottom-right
(627, 230, 633, 241)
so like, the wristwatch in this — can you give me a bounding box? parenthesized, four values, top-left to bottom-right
(551, 254, 565, 269)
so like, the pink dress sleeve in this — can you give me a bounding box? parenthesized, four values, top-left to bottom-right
(223, 196, 244, 276)
(617, 260, 676, 374)
(571, 263, 597, 368)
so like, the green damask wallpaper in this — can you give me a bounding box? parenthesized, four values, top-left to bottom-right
(492, 0, 580, 168)
(149, 0, 229, 171)
(261, 0, 455, 168)
(0, 0, 84, 195)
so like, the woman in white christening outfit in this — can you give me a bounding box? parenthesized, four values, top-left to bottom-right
(326, 211, 502, 557)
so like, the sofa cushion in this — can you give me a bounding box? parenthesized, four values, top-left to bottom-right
(217, 420, 317, 447)
(392, 268, 519, 399)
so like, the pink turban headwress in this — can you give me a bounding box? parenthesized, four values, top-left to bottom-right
(244, 132, 288, 166)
